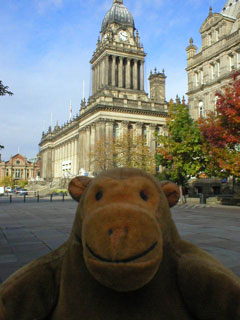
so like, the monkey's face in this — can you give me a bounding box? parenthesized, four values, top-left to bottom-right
(82, 176, 163, 292)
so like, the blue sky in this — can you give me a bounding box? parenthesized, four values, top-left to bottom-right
(0, 0, 226, 161)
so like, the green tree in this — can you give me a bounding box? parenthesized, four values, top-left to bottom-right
(17, 179, 28, 188)
(0, 177, 15, 188)
(0, 81, 13, 96)
(156, 101, 207, 197)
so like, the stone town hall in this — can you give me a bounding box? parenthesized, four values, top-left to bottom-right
(39, 0, 168, 179)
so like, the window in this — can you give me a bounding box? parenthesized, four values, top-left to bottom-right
(195, 72, 198, 86)
(16, 169, 20, 178)
(113, 123, 120, 139)
(237, 52, 240, 69)
(210, 64, 214, 80)
(198, 101, 205, 118)
(128, 124, 133, 135)
(217, 61, 220, 77)
(142, 126, 148, 145)
(215, 29, 219, 42)
(16, 160, 20, 165)
(200, 70, 204, 84)
(208, 33, 212, 46)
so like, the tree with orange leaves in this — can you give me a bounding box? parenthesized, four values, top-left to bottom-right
(199, 73, 240, 179)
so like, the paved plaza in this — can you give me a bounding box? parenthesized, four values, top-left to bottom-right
(0, 198, 239, 284)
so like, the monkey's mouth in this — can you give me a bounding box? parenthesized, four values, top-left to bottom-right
(86, 242, 158, 263)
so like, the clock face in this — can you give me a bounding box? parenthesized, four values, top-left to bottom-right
(118, 30, 128, 42)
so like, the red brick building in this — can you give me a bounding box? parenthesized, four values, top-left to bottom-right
(0, 153, 40, 181)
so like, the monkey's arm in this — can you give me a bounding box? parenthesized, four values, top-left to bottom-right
(177, 244, 240, 320)
(0, 246, 65, 320)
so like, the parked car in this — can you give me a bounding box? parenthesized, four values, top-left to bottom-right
(19, 189, 28, 196)
(5, 187, 12, 193)
(14, 187, 21, 194)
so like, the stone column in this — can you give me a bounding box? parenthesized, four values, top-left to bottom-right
(126, 58, 131, 89)
(106, 120, 114, 142)
(56, 146, 58, 177)
(85, 126, 91, 172)
(101, 60, 104, 88)
(105, 56, 109, 86)
(92, 67, 95, 95)
(121, 121, 129, 137)
(133, 60, 138, 90)
(76, 136, 80, 175)
(90, 123, 96, 172)
(94, 65, 97, 92)
(98, 62, 101, 89)
(140, 60, 144, 91)
(73, 139, 77, 175)
(67, 142, 70, 159)
(96, 64, 99, 91)
(105, 120, 114, 169)
(118, 57, 123, 88)
(112, 56, 116, 87)
(78, 129, 84, 173)
(135, 122, 143, 137)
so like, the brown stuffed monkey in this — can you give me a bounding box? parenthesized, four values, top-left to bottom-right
(0, 168, 239, 320)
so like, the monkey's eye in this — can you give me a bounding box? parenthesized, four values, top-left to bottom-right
(140, 190, 148, 201)
(95, 191, 103, 201)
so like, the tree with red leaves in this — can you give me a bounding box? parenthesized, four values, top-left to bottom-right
(199, 73, 240, 181)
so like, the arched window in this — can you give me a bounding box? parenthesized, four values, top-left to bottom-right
(208, 33, 212, 46)
(198, 101, 204, 118)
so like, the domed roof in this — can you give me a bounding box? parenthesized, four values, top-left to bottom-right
(101, 0, 134, 32)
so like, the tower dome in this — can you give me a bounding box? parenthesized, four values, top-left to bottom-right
(101, 0, 134, 32)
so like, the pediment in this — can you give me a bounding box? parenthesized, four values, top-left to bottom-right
(200, 13, 223, 33)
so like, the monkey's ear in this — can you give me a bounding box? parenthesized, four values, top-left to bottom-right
(68, 176, 92, 202)
(160, 181, 180, 207)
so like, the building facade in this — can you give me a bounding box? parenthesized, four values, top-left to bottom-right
(186, 0, 240, 120)
(39, 0, 168, 179)
(0, 153, 40, 181)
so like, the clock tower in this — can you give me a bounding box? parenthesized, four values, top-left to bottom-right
(39, 0, 168, 178)
(90, 0, 146, 97)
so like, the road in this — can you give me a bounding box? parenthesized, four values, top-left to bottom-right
(0, 200, 239, 283)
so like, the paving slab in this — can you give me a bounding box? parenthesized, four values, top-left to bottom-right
(0, 199, 239, 284)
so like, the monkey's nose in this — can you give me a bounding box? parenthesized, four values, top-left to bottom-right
(108, 226, 129, 250)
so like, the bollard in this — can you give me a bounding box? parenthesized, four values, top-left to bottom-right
(37, 194, 40, 202)
(10, 195, 12, 203)
(62, 194, 65, 202)
(199, 193, 206, 204)
(24, 195, 26, 203)
(50, 194, 53, 202)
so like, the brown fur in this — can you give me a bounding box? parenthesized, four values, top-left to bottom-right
(0, 168, 239, 319)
